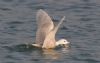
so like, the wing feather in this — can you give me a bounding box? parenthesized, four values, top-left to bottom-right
(42, 16, 65, 48)
(35, 9, 54, 45)
(54, 16, 65, 33)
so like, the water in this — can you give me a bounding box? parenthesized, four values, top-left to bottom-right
(0, 0, 100, 63)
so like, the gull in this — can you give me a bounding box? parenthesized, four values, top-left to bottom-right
(32, 9, 70, 49)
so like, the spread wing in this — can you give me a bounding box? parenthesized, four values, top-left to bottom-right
(53, 16, 65, 34)
(42, 16, 65, 48)
(35, 9, 54, 45)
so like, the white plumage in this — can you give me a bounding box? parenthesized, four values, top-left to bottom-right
(32, 9, 70, 49)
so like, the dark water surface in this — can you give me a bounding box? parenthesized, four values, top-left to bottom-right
(0, 0, 100, 63)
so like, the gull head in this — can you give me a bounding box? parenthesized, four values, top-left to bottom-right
(56, 39, 70, 47)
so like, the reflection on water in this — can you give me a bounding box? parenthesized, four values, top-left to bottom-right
(61, 48, 70, 54)
(42, 48, 70, 63)
(42, 49, 60, 60)
(9, 44, 70, 60)
(41, 45, 71, 59)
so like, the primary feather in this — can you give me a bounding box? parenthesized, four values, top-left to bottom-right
(35, 9, 54, 45)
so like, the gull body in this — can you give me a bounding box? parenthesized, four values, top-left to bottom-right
(32, 9, 70, 49)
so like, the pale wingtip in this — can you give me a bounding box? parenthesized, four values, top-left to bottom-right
(38, 9, 43, 11)
(62, 16, 66, 21)
(37, 9, 48, 16)
(38, 9, 45, 13)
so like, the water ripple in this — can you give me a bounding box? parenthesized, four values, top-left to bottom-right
(0, 0, 100, 63)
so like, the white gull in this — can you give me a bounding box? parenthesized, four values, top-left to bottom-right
(32, 9, 70, 49)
